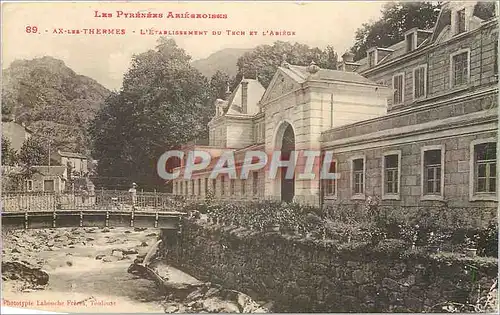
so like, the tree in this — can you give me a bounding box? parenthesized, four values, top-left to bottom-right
(67, 161, 73, 181)
(318, 46, 338, 70)
(18, 137, 48, 166)
(235, 41, 339, 88)
(1, 137, 17, 166)
(210, 70, 231, 100)
(350, 2, 442, 61)
(89, 38, 214, 191)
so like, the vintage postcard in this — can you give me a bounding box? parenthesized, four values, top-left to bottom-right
(1, 1, 499, 314)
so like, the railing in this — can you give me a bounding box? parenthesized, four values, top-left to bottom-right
(1, 190, 186, 212)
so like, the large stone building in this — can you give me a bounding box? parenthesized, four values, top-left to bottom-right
(173, 1, 498, 209)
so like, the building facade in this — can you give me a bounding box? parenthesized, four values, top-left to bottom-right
(172, 66, 392, 204)
(26, 166, 68, 192)
(172, 1, 498, 209)
(323, 1, 498, 209)
(52, 150, 89, 176)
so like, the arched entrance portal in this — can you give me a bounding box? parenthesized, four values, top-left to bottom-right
(280, 123, 295, 202)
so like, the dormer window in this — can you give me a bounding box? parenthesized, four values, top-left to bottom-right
(457, 8, 466, 34)
(368, 50, 377, 67)
(404, 28, 420, 53)
(406, 32, 415, 52)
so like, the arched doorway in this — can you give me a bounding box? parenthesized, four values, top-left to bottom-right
(280, 123, 295, 202)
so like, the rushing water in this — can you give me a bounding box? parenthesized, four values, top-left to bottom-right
(2, 226, 268, 314)
(2, 227, 174, 313)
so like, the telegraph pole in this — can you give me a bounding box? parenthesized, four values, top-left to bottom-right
(47, 139, 51, 172)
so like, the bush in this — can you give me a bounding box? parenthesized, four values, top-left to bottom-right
(202, 200, 325, 234)
(477, 221, 498, 257)
(193, 199, 498, 256)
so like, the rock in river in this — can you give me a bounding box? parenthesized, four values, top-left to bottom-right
(2, 261, 49, 286)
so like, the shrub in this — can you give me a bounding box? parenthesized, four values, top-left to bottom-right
(195, 199, 498, 257)
(476, 221, 498, 257)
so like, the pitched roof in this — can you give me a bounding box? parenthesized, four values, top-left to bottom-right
(225, 78, 265, 116)
(354, 2, 496, 74)
(284, 64, 379, 85)
(2, 121, 33, 134)
(32, 166, 67, 177)
(58, 151, 87, 159)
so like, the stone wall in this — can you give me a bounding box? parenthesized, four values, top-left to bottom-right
(160, 220, 498, 313)
(225, 118, 255, 149)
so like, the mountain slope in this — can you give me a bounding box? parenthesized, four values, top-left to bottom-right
(191, 48, 253, 78)
(2, 56, 110, 154)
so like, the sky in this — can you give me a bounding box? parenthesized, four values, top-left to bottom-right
(2, 1, 386, 90)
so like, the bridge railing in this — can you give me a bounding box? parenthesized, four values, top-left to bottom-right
(1, 190, 185, 212)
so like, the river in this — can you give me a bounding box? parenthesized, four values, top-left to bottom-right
(1, 227, 200, 313)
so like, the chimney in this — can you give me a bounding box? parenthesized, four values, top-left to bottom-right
(341, 51, 360, 72)
(224, 83, 231, 100)
(342, 51, 354, 63)
(241, 80, 248, 114)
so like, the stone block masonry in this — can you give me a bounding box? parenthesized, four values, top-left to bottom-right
(160, 219, 498, 313)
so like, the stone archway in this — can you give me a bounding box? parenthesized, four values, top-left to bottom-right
(274, 121, 296, 203)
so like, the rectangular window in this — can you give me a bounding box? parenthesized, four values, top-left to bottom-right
(221, 176, 225, 196)
(180, 181, 183, 195)
(323, 160, 337, 196)
(423, 150, 442, 195)
(260, 123, 265, 140)
(253, 172, 259, 195)
(185, 181, 188, 195)
(413, 66, 427, 99)
(457, 9, 466, 34)
(26, 180, 33, 192)
(384, 155, 399, 194)
(230, 179, 235, 195)
(241, 179, 246, 196)
(205, 178, 208, 195)
(451, 51, 469, 87)
(352, 158, 364, 195)
(198, 178, 202, 195)
(474, 142, 496, 193)
(212, 179, 216, 194)
(392, 73, 404, 105)
(191, 180, 195, 195)
(43, 180, 55, 192)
